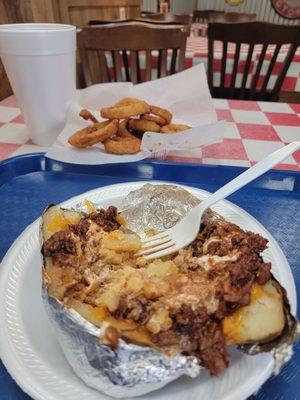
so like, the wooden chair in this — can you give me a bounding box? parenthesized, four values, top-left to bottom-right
(141, 11, 158, 17)
(209, 12, 256, 23)
(78, 22, 189, 86)
(192, 10, 224, 23)
(142, 12, 192, 25)
(207, 22, 300, 101)
(88, 18, 187, 27)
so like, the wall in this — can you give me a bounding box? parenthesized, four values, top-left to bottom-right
(141, 0, 157, 11)
(195, 0, 299, 25)
(142, 0, 300, 25)
(170, 0, 195, 13)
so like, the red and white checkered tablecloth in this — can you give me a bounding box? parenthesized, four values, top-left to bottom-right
(0, 95, 299, 171)
(186, 27, 300, 92)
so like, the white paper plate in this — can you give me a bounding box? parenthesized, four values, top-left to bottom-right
(0, 181, 297, 400)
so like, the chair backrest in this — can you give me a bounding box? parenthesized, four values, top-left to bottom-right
(209, 12, 256, 23)
(88, 18, 185, 27)
(78, 22, 189, 86)
(141, 11, 158, 17)
(143, 12, 192, 25)
(207, 21, 300, 101)
(192, 10, 224, 23)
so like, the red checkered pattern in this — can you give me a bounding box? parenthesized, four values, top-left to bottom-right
(186, 26, 300, 92)
(105, 35, 300, 91)
(107, 51, 298, 91)
(0, 95, 299, 171)
(106, 24, 300, 91)
(107, 50, 299, 92)
(102, 23, 300, 91)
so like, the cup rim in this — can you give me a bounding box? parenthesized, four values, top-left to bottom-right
(0, 23, 76, 34)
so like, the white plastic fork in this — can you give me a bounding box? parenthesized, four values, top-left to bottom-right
(136, 141, 300, 260)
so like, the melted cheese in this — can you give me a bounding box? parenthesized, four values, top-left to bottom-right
(83, 199, 95, 214)
(48, 214, 70, 233)
(102, 230, 141, 252)
(116, 214, 127, 226)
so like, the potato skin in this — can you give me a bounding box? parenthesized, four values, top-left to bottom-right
(223, 281, 286, 345)
(237, 278, 297, 355)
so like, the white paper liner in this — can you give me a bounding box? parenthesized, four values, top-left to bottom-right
(46, 64, 226, 164)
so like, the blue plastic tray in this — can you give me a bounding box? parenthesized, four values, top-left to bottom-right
(0, 153, 299, 400)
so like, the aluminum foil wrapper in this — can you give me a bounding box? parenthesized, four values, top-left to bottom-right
(42, 183, 298, 397)
(121, 183, 224, 237)
(43, 290, 201, 398)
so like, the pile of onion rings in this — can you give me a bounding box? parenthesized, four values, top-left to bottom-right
(68, 97, 191, 154)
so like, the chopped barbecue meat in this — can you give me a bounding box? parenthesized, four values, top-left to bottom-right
(169, 305, 229, 376)
(70, 219, 90, 238)
(153, 330, 183, 348)
(43, 230, 77, 257)
(231, 231, 268, 253)
(256, 261, 271, 285)
(89, 206, 120, 232)
(197, 320, 229, 376)
(193, 222, 268, 257)
(206, 240, 231, 256)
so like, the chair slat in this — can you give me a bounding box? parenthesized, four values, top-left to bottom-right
(136, 51, 141, 83)
(260, 45, 281, 96)
(122, 50, 130, 81)
(240, 43, 254, 99)
(97, 51, 110, 83)
(79, 46, 93, 86)
(170, 49, 177, 74)
(178, 45, 186, 72)
(160, 49, 168, 77)
(88, 51, 104, 84)
(249, 44, 268, 100)
(145, 50, 152, 81)
(112, 50, 123, 82)
(229, 42, 241, 98)
(207, 37, 214, 91)
(220, 41, 228, 88)
(129, 51, 138, 84)
(157, 50, 162, 79)
(272, 43, 298, 101)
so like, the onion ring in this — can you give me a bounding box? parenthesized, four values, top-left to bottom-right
(117, 119, 133, 138)
(141, 113, 167, 126)
(150, 105, 172, 124)
(79, 109, 99, 124)
(68, 119, 118, 148)
(128, 119, 161, 134)
(114, 97, 144, 107)
(104, 136, 141, 154)
(101, 100, 150, 119)
(160, 124, 191, 134)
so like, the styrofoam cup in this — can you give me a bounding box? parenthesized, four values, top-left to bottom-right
(0, 24, 76, 146)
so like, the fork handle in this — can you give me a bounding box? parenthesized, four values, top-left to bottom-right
(199, 141, 300, 212)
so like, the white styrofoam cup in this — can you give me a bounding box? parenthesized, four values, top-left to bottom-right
(0, 24, 76, 146)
